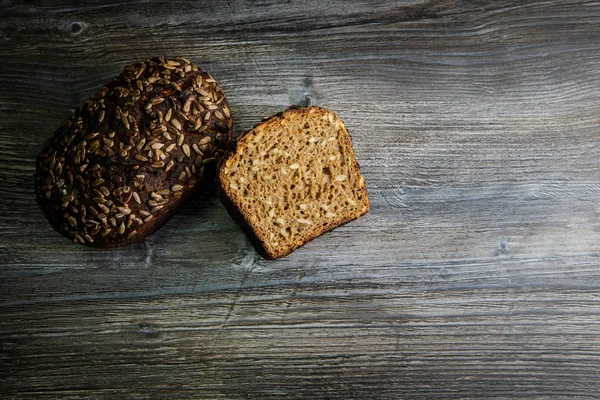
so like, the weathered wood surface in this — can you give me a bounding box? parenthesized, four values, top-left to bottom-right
(1, 0, 600, 398)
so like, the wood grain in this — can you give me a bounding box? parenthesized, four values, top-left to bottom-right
(1, 0, 600, 398)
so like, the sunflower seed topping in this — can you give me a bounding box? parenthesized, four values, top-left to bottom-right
(182, 144, 191, 157)
(192, 143, 203, 155)
(35, 57, 231, 246)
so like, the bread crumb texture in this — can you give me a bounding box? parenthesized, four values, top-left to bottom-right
(219, 106, 369, 259)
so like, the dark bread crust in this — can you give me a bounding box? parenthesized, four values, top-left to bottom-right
(218, 106, 369, 259)
(35, 57, 232, 247)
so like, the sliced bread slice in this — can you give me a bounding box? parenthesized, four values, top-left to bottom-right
(218, 106, 369, 259)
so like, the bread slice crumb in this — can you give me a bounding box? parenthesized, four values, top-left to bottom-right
(218, 106, 369, 259)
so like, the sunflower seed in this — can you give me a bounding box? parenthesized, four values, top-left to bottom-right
(182, 144, 191, 157)
(165, 143, 176, 152)
(170, 118, 182, 130)
(151, 160, 165, 168)
(92, 178, 105, 187)
(151, 142, 164, 149)
(167, 125, 179, 135)
(165, 160, 174, 172)
(183, 99, 192, 113)
(199, 136, 211, 145)
(118, 223, 125, 234)
(171, 184, 184, 192)
(84, 132, 100, 141)
(177, 111, 189, 121)
(117, 206, 131, 215)
(98, 110, 106, 123)
(203, 111, 211, 122)
(165, 108, 172, 122)
(222, 106, 231, 118)
(135, 154, 148, 162)
(178, 171, 187, 181)
(136, 138, 146, 151)
(192, 143, 203, 155)
(132, 192, 141, 204)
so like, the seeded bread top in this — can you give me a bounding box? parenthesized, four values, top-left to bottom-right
(218, 106, 369, 259)
(35, 57, 232, 247)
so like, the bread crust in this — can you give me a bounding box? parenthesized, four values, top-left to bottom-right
(218, 106, 369, 259)
(35, 57, 232, 247)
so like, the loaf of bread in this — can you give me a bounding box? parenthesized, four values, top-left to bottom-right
(218, 106, 369, 259)
(34, 57, 232, 247)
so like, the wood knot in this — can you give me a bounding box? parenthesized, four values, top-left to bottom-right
(67, 21, 84, 35)
(138, 322, 154, 333)
(3, 30, 14, 41)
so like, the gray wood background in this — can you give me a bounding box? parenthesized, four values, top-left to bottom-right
(1, 0, 600, 398)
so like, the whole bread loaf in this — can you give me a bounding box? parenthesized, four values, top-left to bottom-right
(35, 57, 232, 247)
(218, 106, 369, 259)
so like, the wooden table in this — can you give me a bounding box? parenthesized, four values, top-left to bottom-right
(2, 1, 600, 398)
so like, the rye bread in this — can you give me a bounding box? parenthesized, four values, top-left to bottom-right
(34, 57, 232, 247)
(218, 106, 369, 259)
